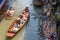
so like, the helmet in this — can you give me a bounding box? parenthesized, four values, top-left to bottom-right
(47, 12, 50, 16)
(25, 5, 29, 7)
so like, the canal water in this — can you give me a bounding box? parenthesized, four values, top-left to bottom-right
(0, 0, 44, 40)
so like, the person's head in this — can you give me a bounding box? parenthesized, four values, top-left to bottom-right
(25, 5, 29, 9)
(51, 25, 55, 32)
(19, 15, 23, 19)
(22, 12, 24, 14)
(47, 11, 50, 16)
(8, 7, 12, 10)
(16, 20, 20, 24)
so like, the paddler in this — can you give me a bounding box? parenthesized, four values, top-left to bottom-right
(10, 8, 15, 16)
(24, 5, 29, 12)
(5, 7, 15, 17)
(5, 8, 11, 18)
(13, 20, 20, 32)
(43, 11, 50, 21)
(17, 13, 26, 24)
(44, 6, 48, 14)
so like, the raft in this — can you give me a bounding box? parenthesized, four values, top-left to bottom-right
(6, 8, 29, 37)
(43, 6, 57, 40)
(5, 9, 15, 20)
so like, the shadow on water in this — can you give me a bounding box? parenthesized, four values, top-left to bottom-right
(33, 5, 44, 40)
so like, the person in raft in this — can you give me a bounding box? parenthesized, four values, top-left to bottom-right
(13, 20, 20, 32)
(16, 14, 25, 24)
(10, 8, 15, 16)
(5, 7, 15, 17)
(24, 5, 29, 12)
(23, 5, 29, 18)
(5, 8, 11, 17)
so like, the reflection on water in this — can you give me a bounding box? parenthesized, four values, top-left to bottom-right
(0, 0, 44, 40)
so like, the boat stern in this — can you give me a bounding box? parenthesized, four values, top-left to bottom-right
(6, 32, 15, 37)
